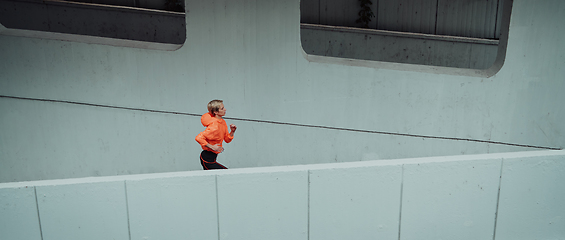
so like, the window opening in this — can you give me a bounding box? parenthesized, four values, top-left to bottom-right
(0, 0, 186, 50)
(300, 0, 512, 74)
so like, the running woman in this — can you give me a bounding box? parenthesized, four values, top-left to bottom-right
(195, 100, 237, 170)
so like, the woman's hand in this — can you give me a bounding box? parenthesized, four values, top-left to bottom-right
(229, 124, 237, 137)
(207, 144, 224, 153)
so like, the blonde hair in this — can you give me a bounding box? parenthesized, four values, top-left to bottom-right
(207, 99, 223, 116)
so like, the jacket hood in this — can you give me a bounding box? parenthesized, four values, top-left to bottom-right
(201, 112, 216, 127)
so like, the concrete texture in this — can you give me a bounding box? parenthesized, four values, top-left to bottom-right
(35, 181, 129, 240)
(0, 186, 42, 240)
(401, 159, 502, 240)
(0, 0, 564, 183)
(0, 150, 563, 240)
(217, 170, 309, 240)
(309, 165, 402, 240)
(126, 175, 219, 240)
(495, 154, 565, 240)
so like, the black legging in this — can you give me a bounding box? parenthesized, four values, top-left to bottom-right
(200, 150, 228, 170)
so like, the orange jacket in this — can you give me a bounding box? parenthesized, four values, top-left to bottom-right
(195, 112, 234, 154)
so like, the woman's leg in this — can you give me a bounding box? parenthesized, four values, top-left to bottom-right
(200, 150, 228, 170)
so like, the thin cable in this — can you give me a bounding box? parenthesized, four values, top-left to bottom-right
(225, 116, 561, 150)
(1, 94, 201, 117)
(1, 94, 561, 150)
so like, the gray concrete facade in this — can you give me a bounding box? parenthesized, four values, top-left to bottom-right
(0, 0, 564, 182)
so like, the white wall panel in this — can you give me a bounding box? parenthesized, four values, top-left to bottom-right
(309, 165, 402, 240)
(495, 154, 565, 240)
(400, 159, 502, 240)
(35, 181, 129, 240)
(0, 150, 563, 240)
(0, 186, 42, 240)
(126, 175, 218, 240)
(216, 170, 308, 240)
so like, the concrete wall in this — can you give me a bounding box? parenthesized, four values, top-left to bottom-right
(0, 0, 564, 182)
(1, 150, 564, 240)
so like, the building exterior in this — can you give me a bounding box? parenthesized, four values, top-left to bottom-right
(0, 0, 564, 239)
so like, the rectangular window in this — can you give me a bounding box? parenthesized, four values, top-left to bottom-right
(0, 0, 186, 50)
(300, 0, 512, 76)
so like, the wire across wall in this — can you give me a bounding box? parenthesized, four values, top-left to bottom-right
(1, 95, 561, 151)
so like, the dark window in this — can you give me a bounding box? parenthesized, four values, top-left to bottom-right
(300, 0, 512, 73)
(0, 0, 186, 50)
